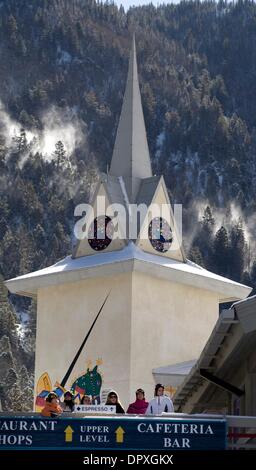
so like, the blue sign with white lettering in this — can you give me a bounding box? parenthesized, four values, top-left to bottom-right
(0, 416, 226, 450)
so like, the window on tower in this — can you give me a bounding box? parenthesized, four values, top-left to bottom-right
(88, 216, 114, 251)
(148, 217, 173, 253)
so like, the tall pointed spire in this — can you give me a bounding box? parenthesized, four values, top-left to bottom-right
(109, 35, 152, 202)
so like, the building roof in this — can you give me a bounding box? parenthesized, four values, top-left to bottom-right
(109, 36, 152, 202)
(136, 176, 162, 208)
(153, 360, 197, 388)
(5, 242, 252, 300)
(173, 295, 256, 412)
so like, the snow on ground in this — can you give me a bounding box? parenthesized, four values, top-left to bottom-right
(15, 311, 29, 340)
(56, 46, 72, 65)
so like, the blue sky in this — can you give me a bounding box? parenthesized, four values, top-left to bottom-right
(113, 1, 179, 10)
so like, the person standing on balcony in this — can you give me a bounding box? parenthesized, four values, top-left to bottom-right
(146, 383, 174, 415)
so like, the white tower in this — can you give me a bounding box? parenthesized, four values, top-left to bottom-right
(6, 38, 251, 409)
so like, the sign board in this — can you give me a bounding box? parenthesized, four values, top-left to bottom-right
(74, 405, 116, 414)
(0, 416, 226, 450)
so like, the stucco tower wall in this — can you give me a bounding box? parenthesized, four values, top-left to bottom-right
(35, 273, 132, 408)
(129, 271, 220, 403)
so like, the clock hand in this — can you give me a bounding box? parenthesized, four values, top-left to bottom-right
(60, 291, 111, 388)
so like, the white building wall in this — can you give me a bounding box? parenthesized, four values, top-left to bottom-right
(130, 271, 219, 403)
(35, 273, 132, 408)
(34, 270, 222, 409)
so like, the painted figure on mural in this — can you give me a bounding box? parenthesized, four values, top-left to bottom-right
(35, 359, 103, 410)
(71, 363, 102, 403)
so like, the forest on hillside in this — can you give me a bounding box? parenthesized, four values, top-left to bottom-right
(1, 0, 256, 410)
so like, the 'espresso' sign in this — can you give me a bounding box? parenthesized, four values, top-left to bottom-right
(74, 405, 116, 414)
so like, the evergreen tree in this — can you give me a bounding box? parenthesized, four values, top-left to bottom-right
(213, 226, 229, 277)
(188, 246, 205, 267)
(251, 260, 256, 285)
(0, 348, 15, 382)
(250, 261, 256, 295)
(53, 140, 67, 167)
(19, 365, 30, 390)
(20, 385, 34, 412)
(5, 368, 19, 390)
(229, 220, 246, 282)
(0, 274, 17, 338)
(193, 206, 215, 270)
(12, 128, 28, 152)
(5, 384, 23, 412)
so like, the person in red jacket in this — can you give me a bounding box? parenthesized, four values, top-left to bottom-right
(127, 388, 148, 414)
(41, 392, 63, 417)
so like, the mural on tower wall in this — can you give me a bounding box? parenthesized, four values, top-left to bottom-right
(35, 359, 103, 410)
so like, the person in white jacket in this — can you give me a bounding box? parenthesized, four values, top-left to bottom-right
(146, 383, 174, 415)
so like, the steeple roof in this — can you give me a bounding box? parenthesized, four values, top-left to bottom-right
(109, 36, 152, 202)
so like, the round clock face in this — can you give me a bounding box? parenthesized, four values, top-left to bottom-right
(88, 215, 114, 251)
(148, 217, 173, 253)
